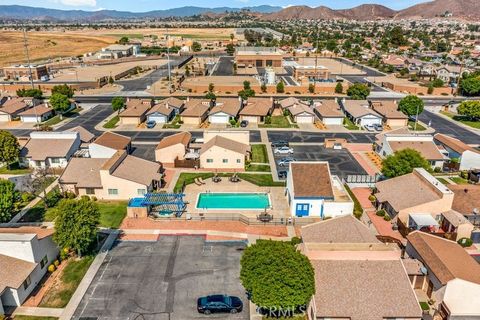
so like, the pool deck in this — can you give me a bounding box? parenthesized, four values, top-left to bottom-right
(183, 178, 290, 219)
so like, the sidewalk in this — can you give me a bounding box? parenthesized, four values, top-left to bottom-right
(10, 306, 64, 318)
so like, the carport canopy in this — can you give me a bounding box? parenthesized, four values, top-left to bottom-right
(408, 214, 439, 230)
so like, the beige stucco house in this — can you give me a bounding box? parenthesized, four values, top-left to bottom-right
(238, 97, 273, 124)
(180, 99, 210, 125)
(155, 132, 192, 166)
(59, 150, 162, 199)
(199, 135, 250, 170)
(119, 99, 153, 125)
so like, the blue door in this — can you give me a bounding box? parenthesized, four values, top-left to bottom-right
(295, 203, 310, 217)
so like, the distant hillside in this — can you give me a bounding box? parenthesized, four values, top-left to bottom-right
(395, 0, 480, 20)
(0, 5, 282, 21)
(338, 4, 396, 20)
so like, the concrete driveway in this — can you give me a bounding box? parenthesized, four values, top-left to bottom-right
(73, 236, 248, 320)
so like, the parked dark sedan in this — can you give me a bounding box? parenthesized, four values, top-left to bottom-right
(197, 295, 243, 315)
(271, 140, 289, 148)
(278, 170, 288, 179)
(240, 120, 249, 127)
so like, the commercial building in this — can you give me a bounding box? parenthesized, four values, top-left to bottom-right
(3, 65, 49, 81)
(234, 47, 283, 68)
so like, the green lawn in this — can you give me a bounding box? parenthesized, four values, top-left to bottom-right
(104, 33, 144, 39)
(343, 117, 359, 130)
(259, 116, 297, 128)
(408, 120, 427, 131)
(440, 111, 480, 129)
(103, 115, 120, 129)
(0, 162, 32, 174)
(436, 177, 450, 185)
(450, 176, 469, 184)
(98, 201, 127, 228)
(251, 144, 269, 163)
(21, 187, 62, 222)
(237, 173, 285, 187)
(174, 172, 215, 193)
(40, 256, 95, 308)
(41, 107, 82, 126)
(13, 316, 58, 320)
(245, 164, 271, 172)
(419, 301, 430, 311)
(168, 33, 229, 40)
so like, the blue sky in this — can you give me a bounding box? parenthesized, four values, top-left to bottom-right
(1, 0, 431, 11)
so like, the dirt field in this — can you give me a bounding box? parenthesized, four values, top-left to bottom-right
(88, 27, 235, 40)
(0, 31, 116, 67)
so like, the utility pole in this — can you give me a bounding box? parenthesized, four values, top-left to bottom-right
(314, 25, 319, 93)
(22, 28, 39, 129)
(166, 27, 172, 94)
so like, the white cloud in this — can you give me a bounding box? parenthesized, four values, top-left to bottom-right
(57, 0, 97, 7)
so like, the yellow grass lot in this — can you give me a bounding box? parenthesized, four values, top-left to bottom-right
(0, 31, 116, 67)
(90, 27, 235, 40)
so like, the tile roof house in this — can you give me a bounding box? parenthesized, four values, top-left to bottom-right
(67, 126, 95, 144)
(119, 98, 153, 125)
(180, 99, 211, 126)
(155, 131, 192, 166)
(0, 97, 33, 122)
(18, 103, 54, 123)
(300, 217, 421, 320)
(199, 135, 250, 170)
(19, 131, 81, 169)
(439, 279, 480, 319)
(374, 168, 454, 226)
(313, 100, 344, 126)
(375, 131, 446, 169)
(287, 102, 315, 124)
(0, 227, 58, 314)
(208, 98, 241, 125)
(278, 97, 309, 109)
(239, 97, 273, 124)
(447, 184, 480, 223)
(341, 99, 383, 127)
(369, 100, 408, 128)
(434, 133, 480, 171)
(60, 150, 161, 199)
(286, 162, 353, 218)
(146, 97, 185, 124)
(406, 231, 480, 302)
(89, 131, 132, 159)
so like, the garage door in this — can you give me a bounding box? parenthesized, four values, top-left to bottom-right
(0, 114, 10, 122)
(360, 117, 381, 126)
(296, 116, 313, 123)
(242, 116, 258, 123)
(323, 117, 343, 125)
(148, 115, 166, 124)
(209, 115, 229, 124)
(21, 116, 38, 123)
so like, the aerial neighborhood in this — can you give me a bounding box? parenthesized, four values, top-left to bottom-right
(0, 0, 480, 319)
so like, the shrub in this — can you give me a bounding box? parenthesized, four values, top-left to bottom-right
(383, 214, 391, 221)
(433, 167, 442, 173)
(229, 119, 237, 126)
(60, 247, 70, 261)
(21, 192, 35, 203)
(376, 210, 386, 217)
(264, 116, 272, 124)
(45, 189, 63, 207)
(427, 84, 434, 95)
(48, 264, 56, 273)
(461, 170, 469, 179)
(91, 196, 97, 202)
(368, 195, 376, 202)
(290, 237, 302, 246)
(54, 260, 60, 267)
(458, 237, 473, 247)
(64, 191, 76, 199)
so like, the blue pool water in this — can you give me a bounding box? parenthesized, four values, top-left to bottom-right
(128, 198, 146, 207)
(196, 193, 270, 210)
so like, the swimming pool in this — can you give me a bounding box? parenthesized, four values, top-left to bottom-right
(196, 193, 271, 210)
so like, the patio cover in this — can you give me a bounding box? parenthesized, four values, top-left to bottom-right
(409, 214, 439, 230)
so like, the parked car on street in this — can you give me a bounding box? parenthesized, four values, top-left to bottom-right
(364, 124, 375, 132)
(278, 170, 288, 179)
(274, 146, 294, 154)
(240, 120, 249, 128)
(278, 157, 296, 166)
(146, 120, 156, 129)
(197, 295, 243, 315)
(271, 140, 289, 148)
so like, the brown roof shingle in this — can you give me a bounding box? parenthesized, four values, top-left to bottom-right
(67, 126, 95, 143)
(181, 99, 210, 117)
(290, 162, 334, 198)
(110, 155, 161, 186)
(200, 135, 250, 155)
(370, 100, 408, 119)
(59, 157, 106, 188)
(120, 99, 152, 117)
(209, 98, 241, 116)
(0, 226, 54, 240)
(448, 184, 480, 215)
(0, 98, 30, 115)
(0, 254, 37, 293)
(314, 100, 344, 118)
(156, 132, 191, 150)
(93, 132, 131, 150)
(407, 231, 480, 285)
(388, 140, 445, 160)
(434, 133, 479, 155)
(239, 98, 272, 117)
(18, 104, 52, 116)
(20, 137, 78, 161)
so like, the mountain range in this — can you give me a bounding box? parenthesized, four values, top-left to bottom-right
(264, 0, 480, 21)
(0, 0, 479, 22)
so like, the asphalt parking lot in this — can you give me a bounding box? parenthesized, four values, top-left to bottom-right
(59, 104, 113, 136)
(267, 131, 376, 144)
(131, 144, 156, 161)
(73, 236, 248, 320)
(418, 110, 480, 144)
(273, 145, 366, 179)
(212, 56, 234, 76)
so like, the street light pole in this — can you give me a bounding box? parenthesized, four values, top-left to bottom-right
(22, 28, 39, 129)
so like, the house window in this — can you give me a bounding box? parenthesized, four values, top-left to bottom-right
(51, 158, 60, 164)
(85, 188, 95, 195)
(137, 189, 146, 196)
(35, 161, 42, 167)
(40, 255, 48, 269)
(236, 159, 241, 163)
(23, 276, 31, 290)
(206, 159, 213, 163)
(222, 159, 228, 163)
(108, 189, 118, 195)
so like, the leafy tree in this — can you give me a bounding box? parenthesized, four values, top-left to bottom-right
(205, 91, 216, 101)
(226, 43, 235, 55)
(108, 76, 114, 84)
(398, 95, 424, 116)
(335, 82, 343, 94)
(399, 68, 409, 77)
(276, 81, 285, 93)
(381, 149, 430, 178)
(0, 179, 18, 223)
(308, 83, 315, 94)
(260, 84, 267, 93)
(53, 198, 100, 256)
(326, 39, 337, 52)
(460, 76, 480, 96)
(240, 240, 315, 312)
(346, 83, 370, 100)
(184, 65, 190, 77)
(49, 93, 71, 116)
(431, 78, 444, 88)
(118, 36, 129, 44)
(192, 41, 202, 52)
(238, 88, 255, 100)
(243, 81, 251, 90)
(51, 84, 75, 98)
(457, 101, 480, 119)
(16, 88, 43, 98)
(208, 83, 214, 92)
(111, 97, 125, 114)
(0, 130, 20, 167)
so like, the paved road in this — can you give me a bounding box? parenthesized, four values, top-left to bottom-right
(418, 110, 480, 144)
(117, 56, 190, 91)
(58, 104, 113, 135)
(212, 56, 234, 76)
(267, 131, 376, 144)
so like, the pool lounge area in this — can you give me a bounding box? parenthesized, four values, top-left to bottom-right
(196, 192, 271, 210)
